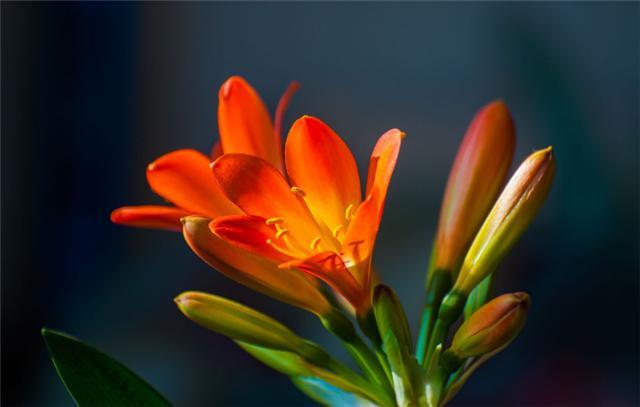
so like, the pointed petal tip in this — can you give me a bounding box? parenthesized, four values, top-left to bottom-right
(220, 75, 246, 100)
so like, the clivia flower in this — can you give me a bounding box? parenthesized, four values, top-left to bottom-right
(111, 75, 404, 316)
(211, 116, 404, 314)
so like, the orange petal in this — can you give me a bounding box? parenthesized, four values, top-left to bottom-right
(218, 76, 283, 172)
(210, 215, 291, 263)
(285, 116, 361, 232)
(146, 149, 239, 218)
(342, 192, 379, 287)
(364, 128, 404, 214)
(182, 216, 331, 316)
(274, 81, 300, 142)
(285, 252, 366, 311)
(211, 153, 321, 247)
(110, 205, 189, 231)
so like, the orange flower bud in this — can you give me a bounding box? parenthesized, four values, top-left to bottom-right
(441, 292, 529, 371)
(434, 101, 515, 273)
(454, 147, 555, 295)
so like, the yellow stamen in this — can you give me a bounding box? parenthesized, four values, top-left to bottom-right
(276, 228, 290, 238)
(310, 237, 322, 251)
(266, 217, 284, 225)
(332, 224, 344, 238)
(345, 204, 355, 220)
(266, 239, 299, 258)
(291, 186, 306, 197)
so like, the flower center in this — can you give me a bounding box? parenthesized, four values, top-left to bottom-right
(264, 186, 356, 261)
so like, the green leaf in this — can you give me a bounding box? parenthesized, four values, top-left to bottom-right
(42, 328, 171, 406)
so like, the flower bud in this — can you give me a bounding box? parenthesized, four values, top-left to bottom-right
(441, 292, 529, 371)
(175, 291, 306, 353)
(434, 101, 515, 273)
(454, 147, 555, 295)
(373, 285, 413, 352)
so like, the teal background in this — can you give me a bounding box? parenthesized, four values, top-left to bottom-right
(2, 2, 638, 405)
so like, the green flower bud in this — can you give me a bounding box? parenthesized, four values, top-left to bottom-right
(175, 291, 308, 355)
(454, 147, 555, 295)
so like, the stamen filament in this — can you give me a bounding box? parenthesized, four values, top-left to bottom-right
(310, 237, 322, 251)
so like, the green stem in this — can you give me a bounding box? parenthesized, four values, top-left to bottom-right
(345, 336, 395, 399)
(324, 358, 393, 406)
(416, 270, 452, 364)
(423, 290, 467, 368)
(321, 309, 395, 402)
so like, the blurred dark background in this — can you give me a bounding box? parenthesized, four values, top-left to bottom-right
(2, 2, 638, 406)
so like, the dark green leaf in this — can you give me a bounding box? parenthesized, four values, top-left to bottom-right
(42, 328, 171, 406)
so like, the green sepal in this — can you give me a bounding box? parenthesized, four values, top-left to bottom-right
(42, 328, 171, 406)
(464, 273, 494, 320)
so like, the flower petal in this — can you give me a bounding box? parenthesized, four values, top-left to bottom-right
(146, 149, 239, 218)
(285, 116, 361, 232)
(211, 153, 321, 247)
(182, 216, 331, 316)
(274, 81, 300, 142)
(110, 205, 189, 231)
(364, 128, 404, 213)
(342, 192, 379, 287)
(218, 76, 283, 172)
(210, 215, 291, 263)
(284, 252, 366, 311)
(210, 141, 223, 160)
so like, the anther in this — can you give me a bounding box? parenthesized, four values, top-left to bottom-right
(291, 186, 306, 197)
(310, 237, 321, 251)
(266, 217, 284, 225)
(345, 204, 355, 220)
(276, 228, 290, 238)
(332, 225, 344, 238)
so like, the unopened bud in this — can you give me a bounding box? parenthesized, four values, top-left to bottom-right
(454, 147, 555, 295)
(441, 292, 530, 371)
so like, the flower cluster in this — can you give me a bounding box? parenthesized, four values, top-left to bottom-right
(112, 76, 555, 406)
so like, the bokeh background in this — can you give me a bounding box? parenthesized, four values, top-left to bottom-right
(2, 2, 638, 406)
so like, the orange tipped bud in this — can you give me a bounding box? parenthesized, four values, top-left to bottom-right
(435, 101, 515, 273)
(454, 147, 555, 295)
(441, 292, 529, 371)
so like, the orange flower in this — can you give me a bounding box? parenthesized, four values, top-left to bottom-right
(111, 77, 331, 316)
(111, 76, 403, 316)
(211, 116, 404, 314)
